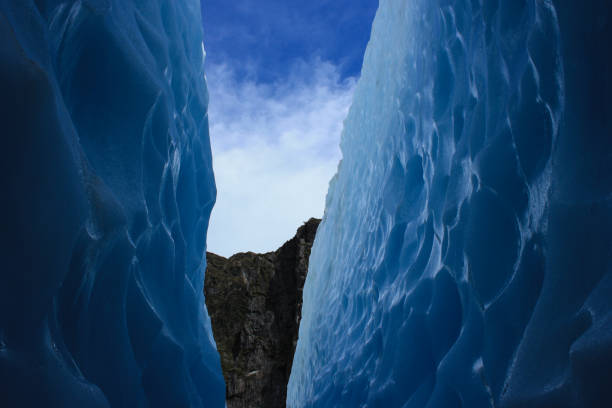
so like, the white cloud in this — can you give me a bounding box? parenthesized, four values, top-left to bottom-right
(205, 59, 355, 257)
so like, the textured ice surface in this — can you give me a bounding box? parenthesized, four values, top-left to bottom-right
(0, 1, 224, 406)
(289, 0, 612, 407)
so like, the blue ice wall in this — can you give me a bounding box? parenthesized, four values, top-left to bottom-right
(0, 1, 224, 406)
(289, 0, 612, 407)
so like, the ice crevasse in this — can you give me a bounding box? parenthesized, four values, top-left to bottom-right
(289, 0, 612, 407)
(0, 0, 224, 407)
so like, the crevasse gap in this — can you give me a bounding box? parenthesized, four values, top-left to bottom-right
(2, 0, 612, 407)
(289, 0, 612, 407)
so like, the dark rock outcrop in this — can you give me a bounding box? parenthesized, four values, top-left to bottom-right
(204, 218, 320, 408)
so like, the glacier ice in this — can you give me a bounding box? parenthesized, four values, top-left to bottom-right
(0, 0, 224, 406)
(289, 0, 612, 407)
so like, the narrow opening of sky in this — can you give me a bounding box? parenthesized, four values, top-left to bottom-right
(201, 1, 378, 257)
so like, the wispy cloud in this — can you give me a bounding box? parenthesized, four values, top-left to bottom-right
(206, 59, 355, 256)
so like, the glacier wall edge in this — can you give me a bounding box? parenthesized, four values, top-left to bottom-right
(289, 0, 612, 407)
(0, 1, 224, 406)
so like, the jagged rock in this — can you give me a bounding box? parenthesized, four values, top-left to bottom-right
(205, 218, 320, 408)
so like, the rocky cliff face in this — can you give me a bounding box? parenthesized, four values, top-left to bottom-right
(204, 218, 320, 408)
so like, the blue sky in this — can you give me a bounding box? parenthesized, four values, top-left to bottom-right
(200, 0, 378, 256)
(201, 1, 378, 83)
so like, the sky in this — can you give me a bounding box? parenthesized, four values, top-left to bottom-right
(200, 0, 378, 257)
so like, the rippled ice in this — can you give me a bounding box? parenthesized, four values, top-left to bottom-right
(0, 1, 224, 406)
(289, 0, 612, 407)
